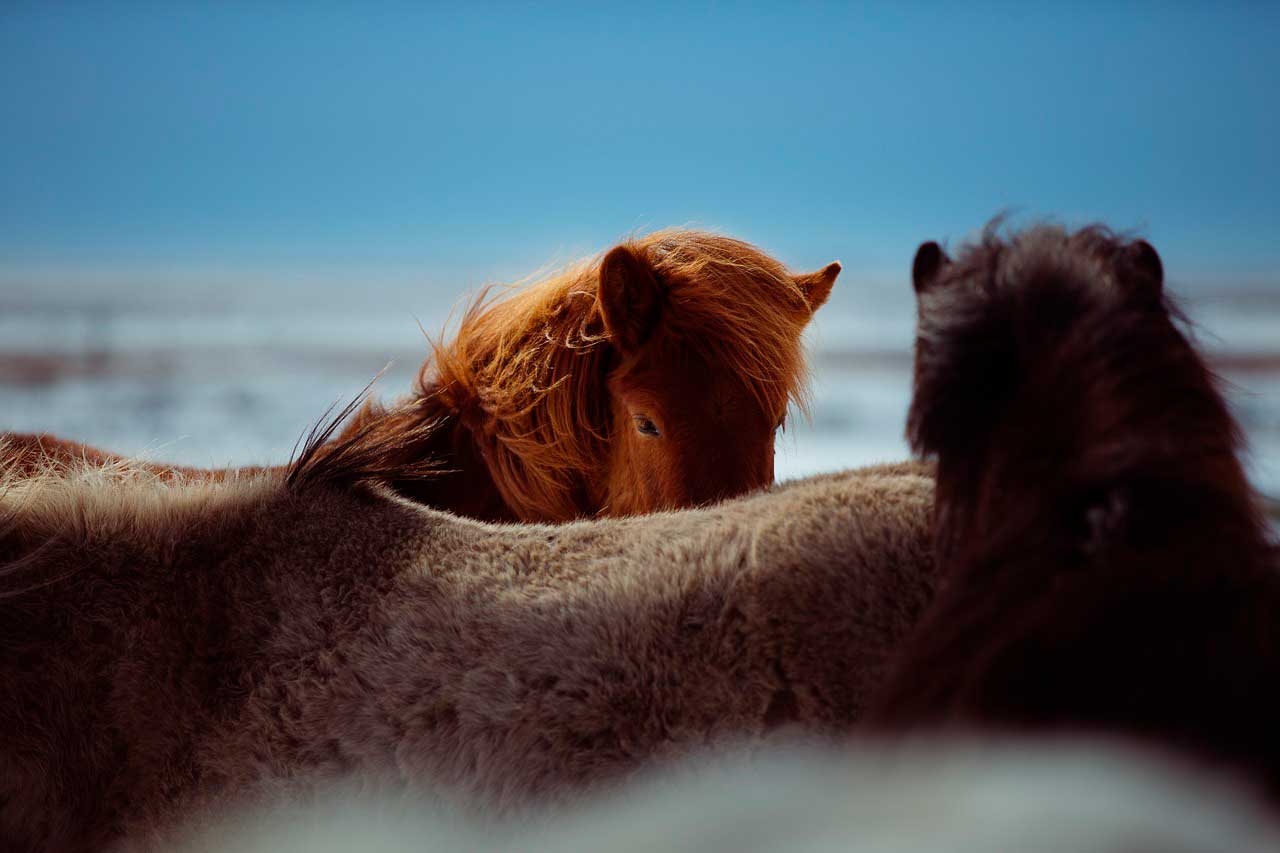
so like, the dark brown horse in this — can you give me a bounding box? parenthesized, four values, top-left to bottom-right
(868, 224, 1280, 794)
(5, 229, 840, 521)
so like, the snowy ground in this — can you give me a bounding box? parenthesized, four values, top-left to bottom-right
(1, 277, 1277, 504)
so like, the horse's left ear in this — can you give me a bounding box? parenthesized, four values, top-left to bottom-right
(599, 245, 664, 353)
(1119, 239, 1164, 305)
(793, 262, 841, 315)
(912, 241, 950, 294)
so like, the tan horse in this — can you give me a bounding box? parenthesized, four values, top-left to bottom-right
(4, 229, 840, 521)
(0, 438, 932, 852)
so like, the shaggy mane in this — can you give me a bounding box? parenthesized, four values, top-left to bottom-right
(285, 378, 445, 493)
(338, 228, 817, 520)
(907, 218, 1273, 575)
(906, 223, 1258, 554)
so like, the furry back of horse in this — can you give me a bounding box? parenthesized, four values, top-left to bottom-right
(0, 456, 932, 851)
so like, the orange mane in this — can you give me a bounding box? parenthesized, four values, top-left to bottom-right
(349, 228, 818, 521)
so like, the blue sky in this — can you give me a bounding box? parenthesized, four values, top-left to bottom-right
(2, 2, 1278, 287)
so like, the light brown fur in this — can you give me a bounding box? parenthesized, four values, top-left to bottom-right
(0, 454, 933, 851)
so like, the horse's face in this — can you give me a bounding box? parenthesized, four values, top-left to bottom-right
(594, 244, 839, 515)
(602, 347, 782, 514)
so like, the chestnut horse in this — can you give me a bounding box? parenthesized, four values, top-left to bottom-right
(5, 229, 840, 521)
(868, 224, 1280, 794)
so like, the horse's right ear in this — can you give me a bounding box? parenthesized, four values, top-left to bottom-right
(912, 241, 950, 294)
(1119, 239, 1164, 306)
(793, 261, 842, 315)
(599, 245, 663, 354)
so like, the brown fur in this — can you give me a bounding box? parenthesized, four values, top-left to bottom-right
(0, 453, 932, 851)
(869, 224, 1280, 795)
(4, 229, 838, 522)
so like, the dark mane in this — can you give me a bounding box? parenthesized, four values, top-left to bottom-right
(907, 223, 1260, 564)
(872, 222, 1280, 795)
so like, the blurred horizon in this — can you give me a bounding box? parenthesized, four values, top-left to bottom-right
(1, 3, 1277, 498)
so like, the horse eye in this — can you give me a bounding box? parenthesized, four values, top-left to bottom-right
(633, 415, 661, 437)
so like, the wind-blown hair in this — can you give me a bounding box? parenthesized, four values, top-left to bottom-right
(344, 229, 820, 520)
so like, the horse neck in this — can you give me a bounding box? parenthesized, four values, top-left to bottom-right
(336, 390, 517, 522)
(427, 330, 613, 521)
(880, 426, 1277, 737)
(931, 338, 1269, 578)
(446, 390, 605, 522)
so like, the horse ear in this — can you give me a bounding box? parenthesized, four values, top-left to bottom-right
(793, 261, 841, 314)
(912, 241, 950, 294)
(1119, 239, 1164, 305)
(599, 245, 663, 353)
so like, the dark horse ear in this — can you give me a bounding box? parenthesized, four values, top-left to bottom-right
(912, 241, 950, 294)
(793, 261, 842, 315)
(1118, 239, 1164, 305)
(599, 245, 663, 354)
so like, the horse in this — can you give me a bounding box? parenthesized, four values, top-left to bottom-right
(4, 229, 841, 522)
(867, 224, 1280, 795)
(0, 426, 933, 851)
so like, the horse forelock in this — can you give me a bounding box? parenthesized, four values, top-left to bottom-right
(639, 229, 814, 418)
